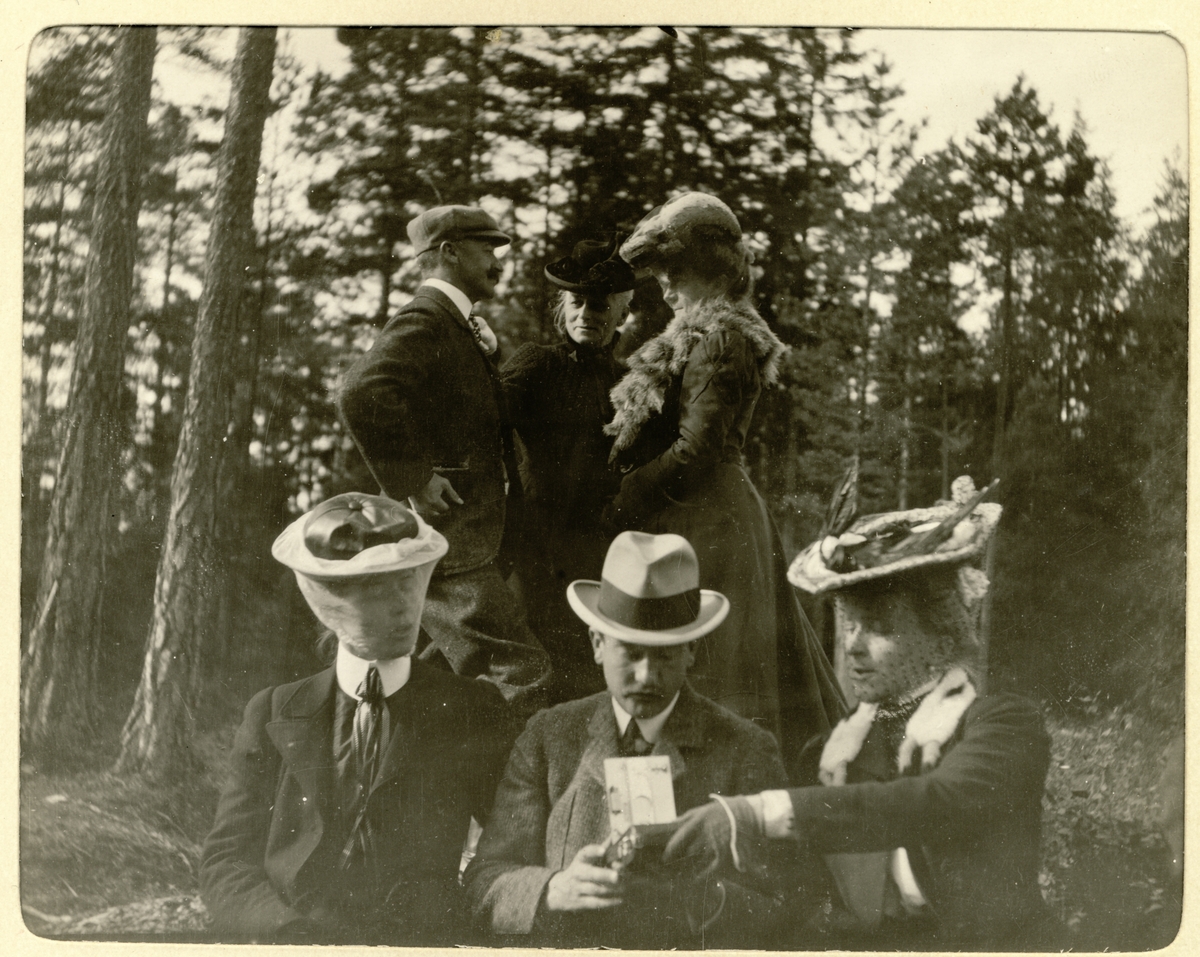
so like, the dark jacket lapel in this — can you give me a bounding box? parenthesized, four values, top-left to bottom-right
(413, 285, 507, 412)
(367, 662, 441, 798)
(576, 695, 622, 791)
(266, 669, 337, 824)
(412, 286, 475, 339)
(652, 683, 710, 781)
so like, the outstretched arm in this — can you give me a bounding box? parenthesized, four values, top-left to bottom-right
(665, 696, 1048, 868)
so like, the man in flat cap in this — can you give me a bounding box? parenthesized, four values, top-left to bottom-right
(339, 205, 551, 716)
(201, 493, 517, 945)
(464, 531, 796, 949)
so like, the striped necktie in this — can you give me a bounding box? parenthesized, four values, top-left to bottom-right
(340, 666, 384, 870)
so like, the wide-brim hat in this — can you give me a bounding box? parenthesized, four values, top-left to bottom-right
(545, 236, 637, 296)
(407, 205, 511, 256)
(272, 492, 448, 580)
(620, 192, 743, 270)
(788, 478, 1001, 596)
(567, 531, 729, 646)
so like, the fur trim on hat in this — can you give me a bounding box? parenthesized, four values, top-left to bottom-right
(604, 297, 787, 456)
(818, 667, 977, 786)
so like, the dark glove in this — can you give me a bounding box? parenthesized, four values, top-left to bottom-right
(663, 795, 767, 882)
(606, 464, 669, 531)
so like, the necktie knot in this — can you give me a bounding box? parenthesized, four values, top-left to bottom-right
(620, 718, 653, 757)
(358, 665, 384, 705)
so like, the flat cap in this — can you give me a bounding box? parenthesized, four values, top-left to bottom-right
(407, 205, 511, 256)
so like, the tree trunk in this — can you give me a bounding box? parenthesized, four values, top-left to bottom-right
(991, 243, 1013, 478)
(940, 374, 951, 500)
(898, 375, 912, 509)
(23, 128, 74, 572)
(21, 28, 157, 763)
(115, 27, 276, 780)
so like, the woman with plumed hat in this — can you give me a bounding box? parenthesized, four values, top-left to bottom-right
(608, 193, 844, 771)
(500, 236, 636, 703)
(662, 480, 1056, 950)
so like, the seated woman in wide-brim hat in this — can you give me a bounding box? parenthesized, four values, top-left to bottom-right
(662, 477, 1055, 950)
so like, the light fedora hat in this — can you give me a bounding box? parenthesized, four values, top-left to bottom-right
(567, 531, 729, 646)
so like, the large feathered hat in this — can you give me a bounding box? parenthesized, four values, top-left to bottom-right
(788, 475, 1001, 601)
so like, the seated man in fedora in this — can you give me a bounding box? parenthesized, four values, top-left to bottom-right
(464, 531, 794, 949)
(201, 493, 517, 945)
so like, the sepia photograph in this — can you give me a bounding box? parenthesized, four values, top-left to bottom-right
(14, 13, 1190, 953)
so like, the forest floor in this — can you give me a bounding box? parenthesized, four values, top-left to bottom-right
(19, 697, 1184, 949)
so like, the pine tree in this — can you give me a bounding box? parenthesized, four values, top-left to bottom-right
(22, 27, 158, 761)
(960, 78, 1067, 478)
(887, 147, 982, 503)
(22, 28, 114, 593)
(116, 27, 277, 780)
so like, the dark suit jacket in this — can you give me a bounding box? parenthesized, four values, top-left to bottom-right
(788, 692, 1050, 948)
(339, 286, 507, 574)
(200, 660, 516, 944)
(464, 684, 790, 948)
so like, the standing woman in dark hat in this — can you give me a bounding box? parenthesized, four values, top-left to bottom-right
(500, 236, 637, 703)
(608, 192, 844, 773)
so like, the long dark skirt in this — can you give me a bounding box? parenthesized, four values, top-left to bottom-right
(644, 462, 845, 777)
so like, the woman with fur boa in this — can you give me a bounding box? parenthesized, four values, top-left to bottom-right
(662, 484, 1056, 950)
(607, 192, 844, 772)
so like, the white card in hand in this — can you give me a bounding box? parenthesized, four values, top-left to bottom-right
(604, 755, 676, 839)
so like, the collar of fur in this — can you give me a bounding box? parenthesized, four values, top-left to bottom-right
(818, 667, 977, 786)
(604, 297, 787, 455)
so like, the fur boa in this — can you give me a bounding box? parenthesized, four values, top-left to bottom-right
(818, 667, 977, 786)
(604, 297, 787, 456)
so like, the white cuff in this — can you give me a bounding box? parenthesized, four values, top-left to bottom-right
(749, 789, 795, 839)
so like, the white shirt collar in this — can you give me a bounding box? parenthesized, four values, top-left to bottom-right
(611, 691, 681, 745)
(336, 644, 412, 699)
(421, 278, 473, 321)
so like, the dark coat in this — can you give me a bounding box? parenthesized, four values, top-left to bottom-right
(338, 286, 507, 574)
(501, 338, 622, 554)
(789, 692, 1051, 949)
(200, 660, 516, 945)
(463, 684, 790, 948)
(607, 299, 845, 768)
(499, 338, 622, 701)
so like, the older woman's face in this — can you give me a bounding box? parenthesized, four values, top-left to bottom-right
(563, 291, 627, 347)
(651, 268, 725, 313)
(839, 589, 949, 704)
